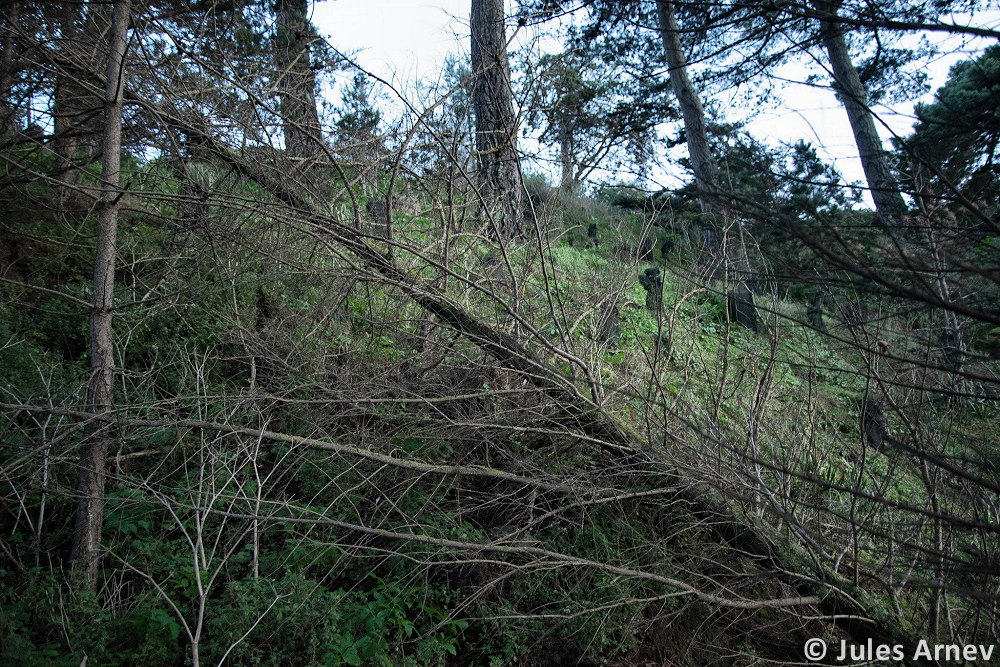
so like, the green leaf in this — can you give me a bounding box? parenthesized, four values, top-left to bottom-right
(343, 646, 362, 666)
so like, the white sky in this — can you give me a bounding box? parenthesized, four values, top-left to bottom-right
(312, 1, 999, 203)
(314, 1, 472, 90)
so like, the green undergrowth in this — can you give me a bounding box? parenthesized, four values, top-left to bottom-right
(2, 166, 998, 666)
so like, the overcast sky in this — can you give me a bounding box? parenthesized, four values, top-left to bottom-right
(312, 1, 999, 201)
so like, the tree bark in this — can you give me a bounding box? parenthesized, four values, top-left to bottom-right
(471, 0, 524, 238)
(70, 0, 130, 591)
(655, 0, 721, 277)
(0, 1, 20, 131)
(558, 122, 575, 195)
(52, 2, 83, 209)
(274, 0, 323, 163)
(818, 5, 908, 224)
(655, 0, 715, 217)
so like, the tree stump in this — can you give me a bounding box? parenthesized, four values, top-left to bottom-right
(639, 267, 663, 313)
(638, 237, 654, 262)
(598, 302, 621, 345)
(807, 287, 828, 333)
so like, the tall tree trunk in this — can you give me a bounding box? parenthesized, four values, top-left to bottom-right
(53, 2, 82, 210)
(471, 0, 524, 238)
(817, 4, 908, 224)
(655, 0, 714, 216)
(655, 0, 720, 273)
(71, 0, 130, 591)
(274, 0, 322, 163)
(558, 122, 575, 195)
(0, 1, 20, 131)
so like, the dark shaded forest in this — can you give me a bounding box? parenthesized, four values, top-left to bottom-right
(1, 0, 999, 665)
